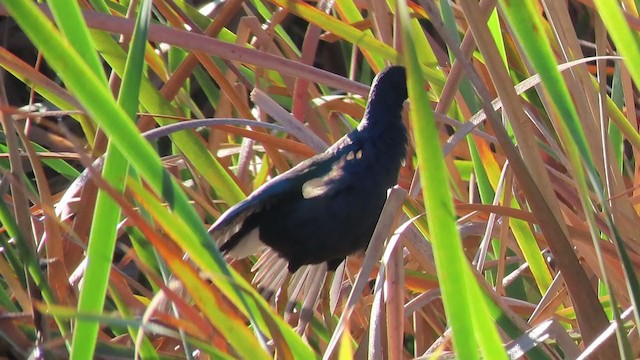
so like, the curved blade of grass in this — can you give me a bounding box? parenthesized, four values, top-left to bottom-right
(128, 184, 271, 359)
(69, 0, 245, 204)
(1, 0, 268, 355)
(435, 1, 539, 298)
(0, 189, 68, 341)
(46, 0, 101, 140)
(73, 150, 275, 357)
(499, 1, 633, 352)
(128, 178, 316, 359)
(405, 1, 510, 357)
(48, 0, 105, 84)
(437, 0, 497, 222)
(70, 0, 153, 358)
(592, 0, 640, 336)
(87, 29, 246, 205)
(498, 2, 598, 185)
(400, 1, 487, 358)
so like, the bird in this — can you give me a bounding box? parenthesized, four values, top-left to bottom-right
(209, 65, 408, 273)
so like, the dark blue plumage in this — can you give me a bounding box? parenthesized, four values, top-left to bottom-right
(209, 66, 408, 273)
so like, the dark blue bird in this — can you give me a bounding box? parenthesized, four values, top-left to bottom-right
(209, 66, 408, 273)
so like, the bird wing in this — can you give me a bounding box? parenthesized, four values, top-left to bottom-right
(209, 133, 361, 243)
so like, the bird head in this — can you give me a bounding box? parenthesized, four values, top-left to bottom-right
(359, 65, 408, 131)
(369, 65, 408, 103)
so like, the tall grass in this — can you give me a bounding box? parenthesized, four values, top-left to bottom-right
(0, 0, 638, 358)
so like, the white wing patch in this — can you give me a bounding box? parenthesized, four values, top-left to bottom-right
(225, 228, 265, 259)
(302, 178, 332, 199)
(344, 149, 363, 161)
(301, 150, 361, 199)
